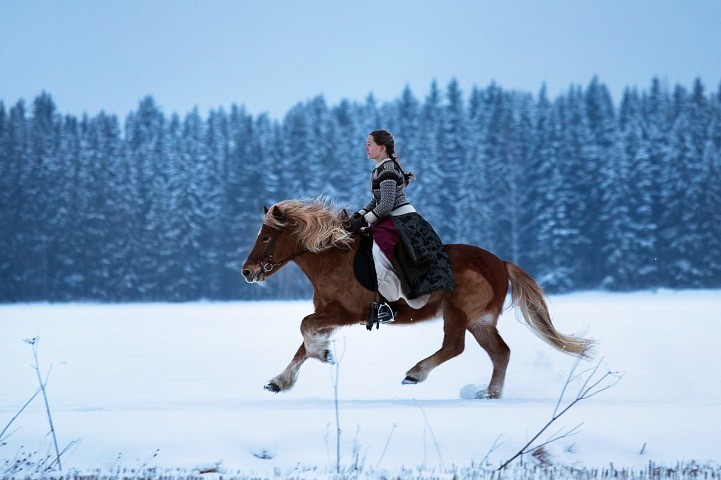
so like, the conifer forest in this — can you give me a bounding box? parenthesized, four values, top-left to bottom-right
(1, 77, 720, 302)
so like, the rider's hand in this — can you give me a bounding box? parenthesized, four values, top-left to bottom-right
(347, 216, 368, 233)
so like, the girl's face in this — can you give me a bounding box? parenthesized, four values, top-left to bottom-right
(365, 135, 386, 161)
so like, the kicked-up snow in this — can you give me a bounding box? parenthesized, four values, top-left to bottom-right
(1, 290, 720, 475)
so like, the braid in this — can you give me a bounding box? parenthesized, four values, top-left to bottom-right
(387, 144, 398, 161)
(390, 157, 416, 186)
(396, 161, 416, 186)
(370, 129, 416, 185)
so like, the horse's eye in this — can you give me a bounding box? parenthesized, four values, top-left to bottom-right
(261, 235, 270, 242)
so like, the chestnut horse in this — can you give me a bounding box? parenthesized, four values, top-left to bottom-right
(241, 199, 593, 399)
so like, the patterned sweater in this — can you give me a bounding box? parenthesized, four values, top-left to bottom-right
(359, 159, 413, 224)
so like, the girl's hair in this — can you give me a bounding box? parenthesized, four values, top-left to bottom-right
(369, 129, 416, 185)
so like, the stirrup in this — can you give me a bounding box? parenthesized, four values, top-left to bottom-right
(377, 302, 396, 324)
(366, 301, 396, 330)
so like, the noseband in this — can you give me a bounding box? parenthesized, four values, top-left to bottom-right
(256, 224, 307, 274)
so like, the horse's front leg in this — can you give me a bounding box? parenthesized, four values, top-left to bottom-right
(299, 312, 338, 365)
(265, 306, 347, 392)
(265, 342, 309, 393)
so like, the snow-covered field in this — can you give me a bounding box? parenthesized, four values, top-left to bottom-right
(1, 291, 720, 477)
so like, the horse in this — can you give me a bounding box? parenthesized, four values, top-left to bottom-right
(241, 198, 594, 399)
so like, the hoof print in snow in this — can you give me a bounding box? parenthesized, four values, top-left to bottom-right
(251, 449, 274, 460)
(195, 462, 223, 474)
(264, 382, 281, 393)
(459, 383, 484, 399)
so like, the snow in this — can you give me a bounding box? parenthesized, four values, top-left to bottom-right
(1, 291, 720, 475)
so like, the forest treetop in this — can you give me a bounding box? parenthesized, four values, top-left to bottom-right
(1, 76, 720, 302)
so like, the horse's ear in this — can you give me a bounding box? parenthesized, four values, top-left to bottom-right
(263, 205, 269, 215)
(339, 208, 350, 221)
(268, 205, 285, 221)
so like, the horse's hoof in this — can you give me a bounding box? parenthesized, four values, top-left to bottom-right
(264, 382, 281, 393)
(475, 388, 501, 399)
(402, 375, 418, 385)
(323, 349, 336, 365)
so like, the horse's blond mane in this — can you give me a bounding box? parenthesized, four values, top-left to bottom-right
(265, 198, 354, 253)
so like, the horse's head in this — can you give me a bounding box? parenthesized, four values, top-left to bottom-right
(242, 199, 356, 284)
(241, 205, 302, 283)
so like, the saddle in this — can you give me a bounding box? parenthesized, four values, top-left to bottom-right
(353, 234, 377, 292)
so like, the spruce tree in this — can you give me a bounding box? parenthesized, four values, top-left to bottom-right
(440, 79, 468, 241)
(603, 89, 656, 289)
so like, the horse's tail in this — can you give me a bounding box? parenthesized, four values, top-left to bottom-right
(505, 261, 594, 358)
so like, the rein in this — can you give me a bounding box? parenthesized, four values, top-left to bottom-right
(256, 224, 308, 274)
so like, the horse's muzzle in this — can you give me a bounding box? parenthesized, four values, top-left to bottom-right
(241, 266, 264, 283)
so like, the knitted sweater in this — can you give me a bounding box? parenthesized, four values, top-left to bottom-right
(359, 159, 412, 224)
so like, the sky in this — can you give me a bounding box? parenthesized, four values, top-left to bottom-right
(2, 0, 721, 120)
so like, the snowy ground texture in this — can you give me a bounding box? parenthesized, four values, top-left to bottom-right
(1, 290, 720, 479)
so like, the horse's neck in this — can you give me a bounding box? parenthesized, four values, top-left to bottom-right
(293, 243, 358, 294)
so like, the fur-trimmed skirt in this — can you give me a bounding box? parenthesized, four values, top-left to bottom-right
(370, 213, 455, 298)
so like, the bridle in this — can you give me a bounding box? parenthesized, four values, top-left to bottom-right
(254, 223, 308, 275)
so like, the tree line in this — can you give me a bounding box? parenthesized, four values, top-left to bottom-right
(1, 77, 720, 302)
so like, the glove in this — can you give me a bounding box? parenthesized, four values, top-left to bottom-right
(347, 215, 368, 233)
(350, 211, 363, 220)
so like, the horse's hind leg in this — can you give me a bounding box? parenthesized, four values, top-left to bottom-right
(403, 304, 467, 384)
(467, 312, 510, 399)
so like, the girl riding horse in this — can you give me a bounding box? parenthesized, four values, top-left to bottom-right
(241, 197, 593, 398)
(347, 130, 454, 327)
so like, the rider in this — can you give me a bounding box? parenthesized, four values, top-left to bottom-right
(347, 130, 454, 328)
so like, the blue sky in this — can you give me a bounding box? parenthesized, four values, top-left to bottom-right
(2, 0, 721, 119)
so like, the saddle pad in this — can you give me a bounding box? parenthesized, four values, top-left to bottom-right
(353, 235, 377, 292)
